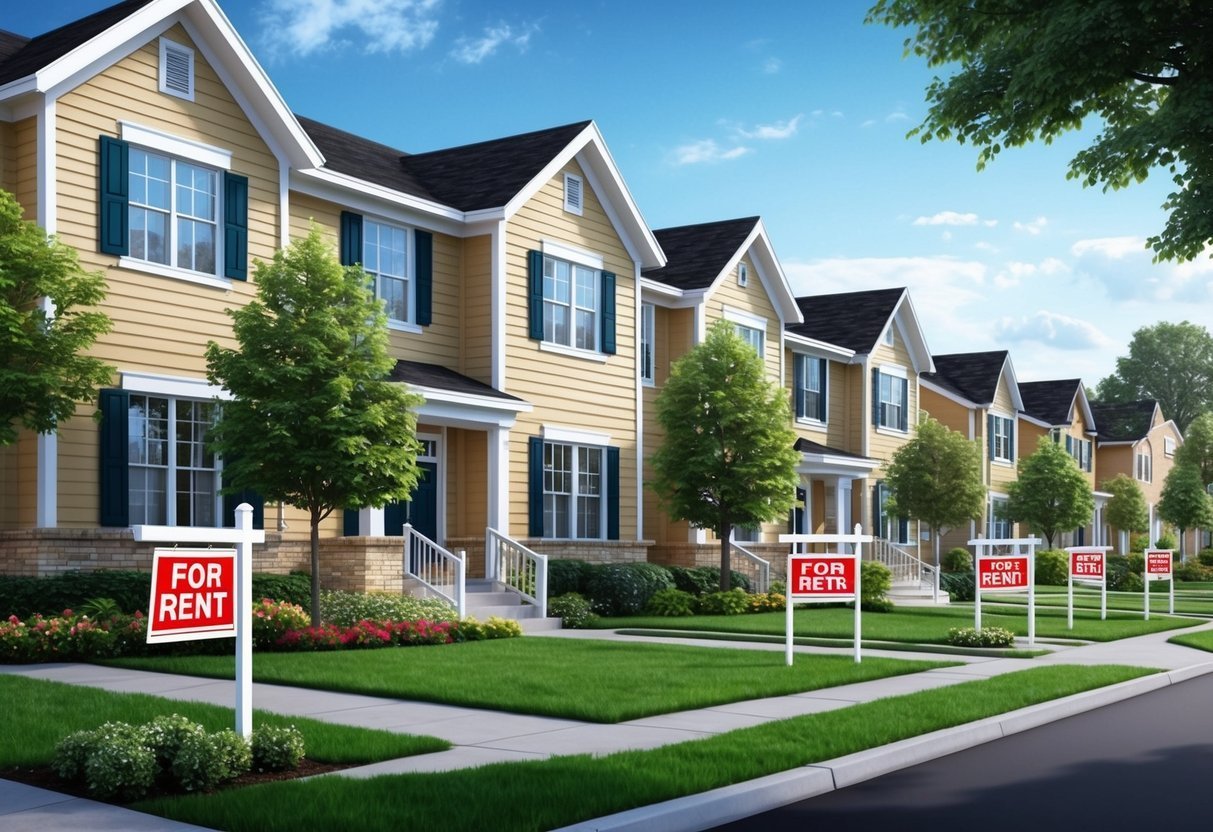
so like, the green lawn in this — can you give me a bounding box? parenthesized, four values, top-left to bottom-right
(136, 665, 1154, 832)
(1167, 629, 1213, 652)
(106, 638, 953, 723)
(591, 604, 1198, 643)
(993, 584, 1213, 616)
(0, 675, 447, 768)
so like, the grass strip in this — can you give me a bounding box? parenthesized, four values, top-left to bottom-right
(0, 675, 447, 768)
(1167, 629, 1213, 652)
(593, 604, 1198, 643)
(136, 664, 1154, 832)
(105, 638, 953, 723)
(613, 628, 1049, 658)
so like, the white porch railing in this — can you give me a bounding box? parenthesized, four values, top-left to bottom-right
(730, 542, 771, 593)
(869, 538, 942, 601)
(403, 523, 466, 618)
(485, 527, 548, 618)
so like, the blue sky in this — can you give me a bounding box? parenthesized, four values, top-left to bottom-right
(9, 0, 1207, 386)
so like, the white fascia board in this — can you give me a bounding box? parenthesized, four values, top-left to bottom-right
(797, 453, 880, 477)
(704, 220, 800, 325)
(1073, 387, 1096, 432)
(1097, 440, 1138, 447)
(290, 168, 465, 238)
(784, 332, 854, 361)
(1000, 355, 1026, 412)
(890, 289, 935, 374)
(0, 77, 38, 103)
(640, 277, 684, 303)
(414, 388, 531, 431)
(920, 377, 976, 410)
(1020, 413, 1053, 429)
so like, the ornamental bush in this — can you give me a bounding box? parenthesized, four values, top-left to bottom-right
(142, 713, 206, 770)
(645, 588, 697, 616)
(547, 559, 595, 597)
(1155, 532, 1178, 550)
(947, 626, 1016, 648)
(861, 561, 893, 610)
(319, 590, 456, 626)
(548, 593, 598, 629)
(1035, 550, 1069, 586)
(584, 563, 675, 616)
(85, 730, 157, 800)
(942, 547, 972, 573)
(251, 724, 306, 772)
(1198, 548, 1213, 567)
(669, 566, 751, 596)
(940, 571, 975, 602)
(251, 599, 310, 649)
(747, 592, 786, 613)
(172, 729, 251, 792)
(697, 588, 751, 615)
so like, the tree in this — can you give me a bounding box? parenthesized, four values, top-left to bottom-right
(649, 320, 799, 591)
(882, 415, 985, 571)
(1103, 473, 1149, 552)
(1176, 412, 1213, 486)
(206, 225, 423, 624)
(1157, 462, 1213, 560)
(867, 1, 1213, 262)
(1006, 436, 1095, 548)
(0, 188, 113, 444)
(1095, 322, 1213, 433)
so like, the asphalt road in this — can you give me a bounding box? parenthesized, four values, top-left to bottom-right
(711, 673, 1213, 831)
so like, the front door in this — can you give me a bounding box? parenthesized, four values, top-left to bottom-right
(386, 461, 438, 539)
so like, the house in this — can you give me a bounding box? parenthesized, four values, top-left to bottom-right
(639, 217, 802, 571)
(784, 288, 934, 553)
(0, 0, 665, 590)
(1090, 399, 1187, 553)
(1017, 379, 1106, 547)
(920, 350, 1025, 549)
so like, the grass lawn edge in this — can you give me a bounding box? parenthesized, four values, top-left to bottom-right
(611, 628, 1051, 658)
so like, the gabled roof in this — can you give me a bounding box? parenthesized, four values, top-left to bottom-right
(1019, 379, 1094, 429)
(1090, 400, 1160, 443)
(644, 218, 759, 290)
(922, 350, 1021, 410)
(793, 438, 873, 462)
(787, 287, 933, 372)
(0, 0, 154, 86)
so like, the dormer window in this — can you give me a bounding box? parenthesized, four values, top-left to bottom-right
(563, 173, 583, 216)
(738, 262, 749, 287)
(159, 39, 195, 101)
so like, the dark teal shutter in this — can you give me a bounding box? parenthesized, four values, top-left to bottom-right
(415, 229, 432, 326)
(816, 360, 828, 422)
(528, 251, 544, 341)
(1009, 421, 1015, 460)
(606, 446, 620, 540)
(98, 136, 129, 256)
(793, 354, 806, 418)
(898, 377, 909, 431)
(99, 389, 129, 527)
(528, 437, 545, 536)
(340, 211, 363, 266)
(600, 271, 616, 354)
(871, 484, 882, 536)
(223, 172, 248, 280)
(223, 488, 264, 529)
(988, 414, 996, 460)
(343, 509, 359, 536)
(871, 369, 880, 426)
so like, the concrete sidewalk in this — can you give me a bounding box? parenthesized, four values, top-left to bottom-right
(4, 620, 1213, 831)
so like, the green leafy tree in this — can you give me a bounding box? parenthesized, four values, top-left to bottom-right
(883, 415, 985, 571)
(1176, 412, 1213, 486)
(1095, 322, 1213, 433)
(206, 225, 423, 624)
(1157, 462, 1213, 560)
(649, 320, 799, 591)
(1006, 436, 1095, 548)
(868, 0, 1213, 261)
(1103, 473, 1149, 552)
(0, 189, 112, 444)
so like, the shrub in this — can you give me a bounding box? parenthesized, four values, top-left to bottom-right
(768, 579, 786, 595)
(251, 599, 310, 648)
(584, 563, 674, 616)
(942, 547, 972, 573)
(697, 588, 751, 615)
(748, 592, 786, 613)
(320, 590, 457, 626)
(669, 566, 751, 595)
(52, 727, 101, 781)
(252, 724, 305, 772)
(947, 626, 1016, 648)
(142, 713, 207, 770)
(250, 572, 312, 607)
(1174, 560, 1212, 582)
(1035, 549, 1068, 586)
(861, 561, 892, 608)
(645, 588, 697, 616)
(548, 593, 598, 629)
(547, 559, 594, 597)
(1126, 553, 1145, 576)
(85, 729, 157, 801)
(1198, 548, 1213, 567)
(1128, 532, 1148, 554)
(941, 571, 975, 602)
(1155, 532, 1178, 550)
(481, 616, 524, 639)
(172, 729, 251, 792)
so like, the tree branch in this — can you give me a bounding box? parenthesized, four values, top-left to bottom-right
(1130, 70, 1179, 86)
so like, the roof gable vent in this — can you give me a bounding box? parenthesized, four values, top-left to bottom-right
(160, 38, 194, 101)
(563, 172, 583, 215)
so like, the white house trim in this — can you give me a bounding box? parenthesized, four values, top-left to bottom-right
(542, 425, 611, 447)
(121, 371, 229, 400)
(119, 120, 232, 169)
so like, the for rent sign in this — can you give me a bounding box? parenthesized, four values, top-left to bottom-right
(788, 556, 857, 600)
(147, 549, 237, 644)
(1070, 550, 1105, 581)
(1146, 549, 1173, 579)
(977, 556, 1030, 592)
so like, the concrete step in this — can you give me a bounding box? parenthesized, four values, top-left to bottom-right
(464, 590, 524, 607)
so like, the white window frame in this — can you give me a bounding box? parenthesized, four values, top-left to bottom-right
(363, 217, 417, 331)
(738, 262, 749, 287)
(126, 393, 222, 528)
(542, 440, 606, 540)
(875, 365, 908, 433)
(797, 355, 828, 425)
(640, 302, 655, 385)
(563, 172, 584, 216)
(1164, 437, 1176, 457)
(991, 413, 1014, 463)
(989, 495, 1011, 539)
(159, 38, 195, 101)
(1136, 451, 1152, 483)
(725, 307, 767, 357)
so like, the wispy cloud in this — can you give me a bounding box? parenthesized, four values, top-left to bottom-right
(913, 211, 979, 227)
(737, 115, 803, 140)
(1013, 216, 1048, 235)
(995, 311, 1113, 350)
(762, 57, 782, 74)
(670, 139, 750, 166)
(257, 0, 442, 59)
(992, 257, 1068, 289)
(451, 21, 537, 64)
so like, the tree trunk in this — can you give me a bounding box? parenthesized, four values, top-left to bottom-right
(719, 520, 732, 591)
(310, 513, 322, 627)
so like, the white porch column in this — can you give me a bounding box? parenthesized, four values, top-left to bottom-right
(836, 481, 851, 535)
(358, 507, 385, 537)
(487, 426, 510, 531)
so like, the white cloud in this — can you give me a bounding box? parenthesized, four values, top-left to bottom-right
(995, 311, 1114, 350)
(258, 0, 442, 59)
(762, 57, 782, 74)
(1070, 236, 1156, 300)
(992, 257, 1071, 289)
(1070, 236, 1146, 259)
(886, 109, 909, 123)
(451, 21, 537, 64)
(913, 211, 980, 227)
(1013, 216, 1048, 235)
(738, 115, 803, 141)
(670, 140, 750, 166)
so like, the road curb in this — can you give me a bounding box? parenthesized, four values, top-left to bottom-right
(554, 662, 1213, 832)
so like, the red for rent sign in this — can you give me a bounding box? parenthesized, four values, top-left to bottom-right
(978, 556, 1030, 592)
(788, 556, 857, 601)
(147, 549, 237, 644)
(1146, 549, 1173, 579)
(1070, 550, 1105, 581)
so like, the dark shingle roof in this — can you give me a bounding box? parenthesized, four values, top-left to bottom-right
(1090, 400, 1158, 442)
(921, 351, 1009, 406)
(642, 218, 759, 290)
(794, 438, 873, 462)
(1019, 379, 1083, 425)
(298, 116, 591, 212)
(787, 288, 905, 354)
(0, 0, 155, 86)
(389, 361, 524, 403)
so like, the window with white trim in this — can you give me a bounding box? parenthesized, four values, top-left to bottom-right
(363, 219, 411, 325)
(797, 355, 827, 423)
(159, 38, 194, 100)
(543, 255, 597, 350)
(129, 147, 217, 274)
(543, 442, 604, 539)
(874, 481, 909, 544)
(734, 323, 764, 355)
(563, 173, 583, 215)
(640, 302, 655, 384)
(128, 395, 219, 526)
(1136, 451, 1152, 483)
(875, 371, 908, 431)
(991, 414, 1014, 462)
(1164, 437, 1176, 457)
(989, 496, 1011, 539)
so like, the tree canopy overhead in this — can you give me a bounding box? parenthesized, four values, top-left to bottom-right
(868, 0, 1213, 261)
(1095, 321, 1213, 432)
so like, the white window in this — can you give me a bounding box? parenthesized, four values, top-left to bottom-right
(128, 395, 220, 527)
(563, 173, 583, 215)
(989, 496, 1011, 539)
(734, 323, 764, 355)
(798, 355, 827, 422)
(640, 302, 655, 384)
(543, 255, 598, 351)
(876, 371, 908, 431)
(733, 525, 759, 543)
(738, 262, 749, 287)
(874, 482, 909, 544)
(363, 220, 411, 325)
(159, 38, 194, 101)
(543, 442, 604, 539)
(991, 415, 1014, 462)
(1164, 437, 1176, 457)
(128, 147, 217, 275)
(1136, 451, 1152, 483)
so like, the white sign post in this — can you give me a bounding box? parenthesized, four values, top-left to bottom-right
(134, 504, 263, 738)
(970, 536, 1040, 645)
(1065, 546, 1110, 628)
(1143, 548, 1174, 620)
(780, 524, 870, 665)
